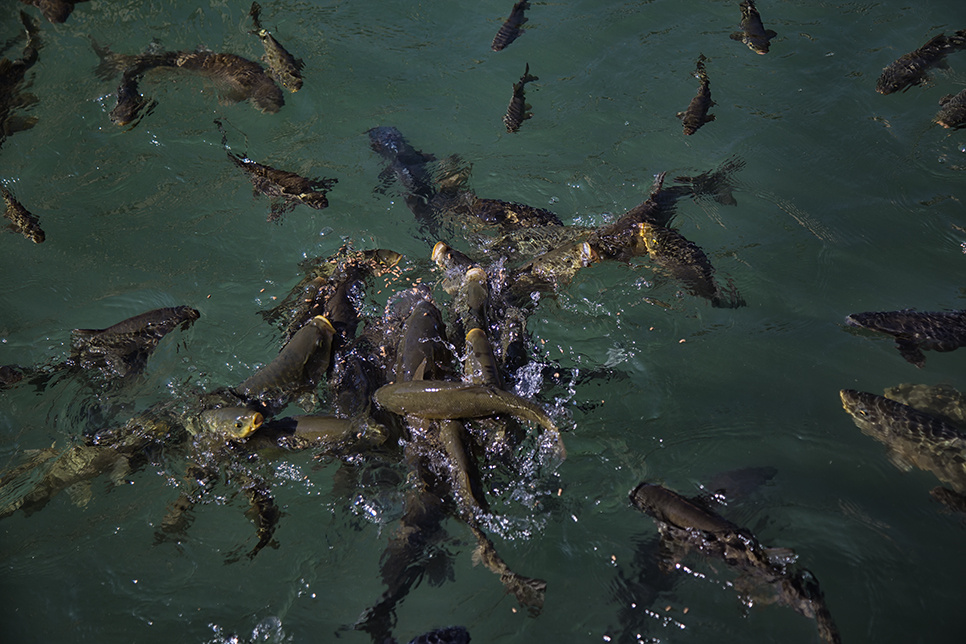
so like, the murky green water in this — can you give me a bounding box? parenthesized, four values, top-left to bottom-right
(2, 1, 966, 642)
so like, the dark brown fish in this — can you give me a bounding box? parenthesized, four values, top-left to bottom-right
(217, 119, 336, 222)
(249, 1, 303, 92)
(638, 221, 745, 308)
(630, 482, 841, 644)
(935, 88, 966, 129)
(729, 0, 777, 55)
(676, 55, 715, 135)
(19, 0, 87, 24)
(109, 64, 160, 127)
(875, 31, 966, 95)
(69, 305, 201, 379)
(491, 1, 529, 52)
(0, 12, 41, 148)
(2, 186, 44, 243)
(503, 63, 538, 133)
(845, 309, 966, 367)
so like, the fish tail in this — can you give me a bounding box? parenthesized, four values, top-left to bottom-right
(249, 2, 263, 29)
(522, 62, 538, 84)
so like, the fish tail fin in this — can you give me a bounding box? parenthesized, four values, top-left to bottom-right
(249, 2, 262, 28)
(522, 63, 538, 83)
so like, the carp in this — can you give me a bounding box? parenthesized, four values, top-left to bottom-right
(503, 63, 538, 133)
(233, 315, 336, 416)
(875, 30, 966, 94)
(249, 2, 303, 92)
(677, 55, 715, 135)
(0, 11, 41, 148)
(69, 305, 200, 380)
(508, 240, 599, 304)
(373, 379, 565, 458)
(729, 0, 777, 55)
(630, 482, 841, 643)
(935, 88, 966, 129)
(19, 0, 86, 24)
(840, 389, 966, 501)
(845, 309, 966, 367)
(491, 1, 530, 52)
(216, 119, 336, 222)
(637, 221, 745, 308)
(369, 126, 438, 230)
(463, 328, 503, 388)
(109, 65, 157, 127)
(2, 186, 44, 243)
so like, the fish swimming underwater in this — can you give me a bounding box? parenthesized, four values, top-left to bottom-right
(2, 186, 44, 243)
(503, 63, 538, 133)
(0, 11, 41, 148)
(677, 54, 715, 135)
(491, 0, 529, 52)
(875, 30, 966, 95)
(94, 43, 285, 117)
(934, 88, 966, 129)
(19, 0, 86, 23)
(217, 119, 336, 222)
(845, 309, 966, 367)
(630, 482, 841, 643)
(729, 0, 777, 55)
(840, 388, 966, 510)
(249, 1, 303, 92)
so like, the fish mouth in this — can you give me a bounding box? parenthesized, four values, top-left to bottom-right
(431, 241, 449, 264)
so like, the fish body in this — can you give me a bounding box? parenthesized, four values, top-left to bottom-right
(935, 88, 966, 129)
(875, 31, 966, 94)
(464, 328, 502, 388)
(2, 186, 44, 243)
(503, 63, 538, 133)
(249, 1, 303, 92)
(234, 316, 336, 415)
(630, 482, 841, 643)
(885, 383, 966, 428)
(0, 12, 41, 147)
(368, 126, 438, 224)
(454, 193, 563, 229)
(492, 1, 529, 52)
(677, 55, 715, 135)
(174, 50, 284, 112)
(395, 299, 452, 383)
(845, 309, 966, 367)
(374, 379, 565, 458)
(639, 222, 744, 308)
(729, 0, 777, 54)
(69, 305, 200, 379)
(840, 389, 966, 495)
(20, 0, 86, 23)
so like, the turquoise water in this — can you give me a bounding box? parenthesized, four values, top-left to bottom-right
(2, 0, 966, 642)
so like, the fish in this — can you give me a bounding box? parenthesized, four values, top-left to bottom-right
(934, 88, 966, 129)
(676, 55, 715, 135)
(507, 240, 599, 305)
(2, 186, 44, 243)
(368, 126, 439, 230)
(884, 383, 966, 429)
(0, 12, 41, 148)
(845, 309, 966, 367)
(69, 305, 200, 380)
(491, 1, 530, 52)
(450, 193, 563, 229)
(108, 63, 161, 127)
(233, 315, 337, 416)
(373, 379, 565, 458)
(630, 482, 841, 644)
(638, 221, 745, 308)
(249, 1, 303, 92)
(503, 63, 538, 133)
(216, 119, 336, 222)
(840, 389, 966, 504)
(875, 31, 966, 94)
(94, 44, 284, 115)
(729, 0, 777, 55)
(395, 299, 453, 383)
(19, 0, 87, 24)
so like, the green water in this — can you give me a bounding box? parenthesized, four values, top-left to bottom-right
(2, 0, 966, 642)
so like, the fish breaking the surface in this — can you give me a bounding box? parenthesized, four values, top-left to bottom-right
(249, 2, 304, 92)
(503, 63, 538, 133)
(875, 30, 966, 94)
(676, 54, 715, 135)
(491, 1, 529, 52)
(729, 0, 777, 55)
(845, 309, 966, 367)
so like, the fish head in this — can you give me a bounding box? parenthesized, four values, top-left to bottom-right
(368, 126, 406, 155)
(199, 407, 265, 439)
(839, 389, 885, 435)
